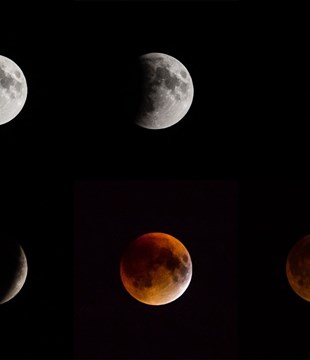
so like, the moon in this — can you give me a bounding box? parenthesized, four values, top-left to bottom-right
(120, 232, 192, 305)
(286, 234, 310, 302)
(0, 241, 28, 304)
(0, 55, 27, 125)
(135, 53, 194, 130)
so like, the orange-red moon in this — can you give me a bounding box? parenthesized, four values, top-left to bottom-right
(120, 232, 192, 305)
(286, 234, 310, 302)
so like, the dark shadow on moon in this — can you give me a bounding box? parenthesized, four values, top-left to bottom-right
(0, 66, 15, 89)
(121, 239, 190, 291)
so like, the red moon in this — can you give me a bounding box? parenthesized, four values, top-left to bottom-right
(286, 234, 310, 302)
(120, 232, 192, 305)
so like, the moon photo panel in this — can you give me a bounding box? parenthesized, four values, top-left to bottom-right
(74, 179, 238, 359)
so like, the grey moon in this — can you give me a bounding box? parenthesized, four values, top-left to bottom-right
(0, 244, 28, 305)
(0, 55, 28, 125)
(135, 52, 194, 130)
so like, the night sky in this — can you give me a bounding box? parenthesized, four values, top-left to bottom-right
(0, 0, 310, 359)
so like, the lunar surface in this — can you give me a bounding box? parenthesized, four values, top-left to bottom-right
(286, 234, 310, 302)
(120, 232, 192, 305)
(135, 53, 194, 129)
(0, 55, 27, 125)
(0, 241, 28, 304)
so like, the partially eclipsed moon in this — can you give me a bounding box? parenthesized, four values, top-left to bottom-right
(0, 241, 28, 304)
(135, 53, 194, 130)
(120, 232, 192, 305)
(286, 234, 310, 302)
(0, 55, 27, 125)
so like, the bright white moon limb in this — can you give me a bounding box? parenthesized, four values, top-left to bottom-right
(0, 55, 28, 125)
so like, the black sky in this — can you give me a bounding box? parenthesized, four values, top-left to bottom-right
(0, 0, 309, 359)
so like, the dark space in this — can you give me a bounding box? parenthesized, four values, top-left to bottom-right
(0, 0, 309, 359)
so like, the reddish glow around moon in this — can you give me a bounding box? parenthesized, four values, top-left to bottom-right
(286, 234, 310, 302)
(120, 232, 192, 305)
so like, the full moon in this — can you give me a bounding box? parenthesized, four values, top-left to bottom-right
(286, 234, 310, 302)
(120, 232, 192, 305)
(0, 241, 28, 304)
(135, 53, 194, 130)
(0, 55, 27, 125)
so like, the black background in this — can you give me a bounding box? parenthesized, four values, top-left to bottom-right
(0, 0, 309, 359)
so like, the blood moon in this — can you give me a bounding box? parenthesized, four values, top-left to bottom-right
(286, 234, 310, 302)
(120, 232, 192, 305)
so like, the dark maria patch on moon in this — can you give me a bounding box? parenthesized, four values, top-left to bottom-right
(0, 68, 15, 89)
(156, 247, 189, 282)
(180, 70, 187, 78)
(180, 81, 188, 93)
(15, 82, 22, 92)
(154, 66, 180, 92)
(139, 58, 189, 114)
(156, 247, 179, 269)
(133, 274, 153, 289)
